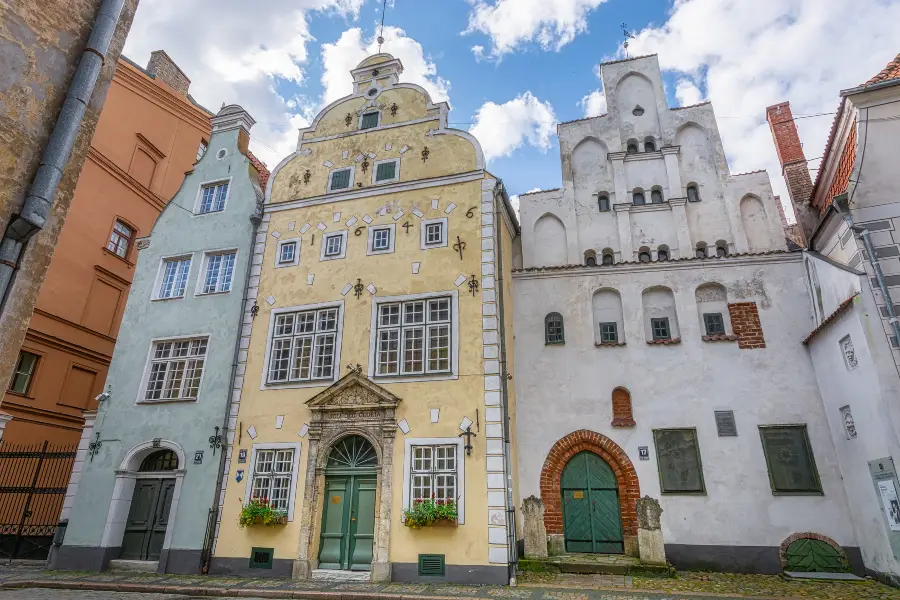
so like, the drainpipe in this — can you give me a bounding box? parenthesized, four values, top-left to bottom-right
(833, 196, 900, 345)
(493, 180, 519, 585)
(202, 204, 262, 573)
(0, 0, 126, 308)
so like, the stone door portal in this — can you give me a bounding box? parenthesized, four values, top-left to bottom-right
(561, 451, 624, 553)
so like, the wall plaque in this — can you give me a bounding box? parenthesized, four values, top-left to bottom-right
(715, 410, 738, 437)
(638, 446, 649, 460)
(238, 449, 248, 463)
(193, 450, 204, 464)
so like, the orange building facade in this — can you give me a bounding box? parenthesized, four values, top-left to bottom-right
(1, 52, 212, 445)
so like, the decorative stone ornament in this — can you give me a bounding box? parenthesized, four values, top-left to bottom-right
(136, 239, 151, 250)
(636, 496, 667, 565)
(303, 169, 311, 185)
(390, 103, 399, 116)
(421, 146, 430, 162)
(344, 113, 353, 126)
(522, 496, 548, 558)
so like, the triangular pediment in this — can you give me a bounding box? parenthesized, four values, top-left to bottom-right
(306, 370, 401, 410)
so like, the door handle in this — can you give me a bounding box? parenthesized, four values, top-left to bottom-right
(351, 517, 356, 521)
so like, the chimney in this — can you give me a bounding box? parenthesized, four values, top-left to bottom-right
(766, 102, 816, 245)
(147, 50, 190, 96)
(775, 195, 803, 247)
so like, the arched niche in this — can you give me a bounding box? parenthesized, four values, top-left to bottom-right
(740, 195, 772, 252)
(592, 288, 624, 345)
(641, 286, 679, 342)
(571, 137, 610, 195)
(675, 123, 713, 174)
(584, 249, 597, 266)
(611, 387, 635, 427)
(616, 72, 662, 141)
(695, 282, 733, 338)
(533, 213, 568, 267)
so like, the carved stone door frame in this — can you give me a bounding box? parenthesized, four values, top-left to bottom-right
(293, 371, 400, 581)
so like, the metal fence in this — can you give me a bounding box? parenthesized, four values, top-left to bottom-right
(0, 440, 76, 561)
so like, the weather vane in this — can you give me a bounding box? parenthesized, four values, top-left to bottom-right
(621, 23, 635, 58)
(377, 0, 388, 52)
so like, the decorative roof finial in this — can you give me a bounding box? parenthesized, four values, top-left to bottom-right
(377, 0, 388, 53)
(621, 23, 635, 58)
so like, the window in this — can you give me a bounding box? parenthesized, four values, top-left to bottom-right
(651, 189, 664, 204)
(627, 143, 639, 154)
(639, 251, 651, 263)
(373, 159, 399, 184)
(644, 139, 656, 152)
(9, 351, 39, 395)
(198, 181, 228, 214)
(651, 317, 670, 340)
(107, 220, 134, 258)
(654, 428, 706, 493)
(598, 195, 610, 212)
(545, 312, 564, 344)
(687, 184, 701, 203)
(267, 307, 339, 384)
(375, 297, 451, 376)
(197, 140, 208, 161)
(633, 191, 646, 205)
(657, 249, 669, 261)
(410, 445, 457, 503)
(250, 448, 295, 512)
(157, 256, 191, 299)
(716, 242, 728, 258)
(599, 322, 618, 344)
(360, 112, 379, 130)
(585, 256, 596, 266)
(276, 240, 299, 267)
(367, 225, 395, 256)
(602, 252, 614, 266)
(703, 313, 725, 335)
(320, 231, 347, 261)
(140, 450, 178, 471)
(143, 337, 208, 402)
(328, 168, 353, 192)
(695, 244, 707, 259)
(759, 425, 823, 494)
(200, 251, 236, 294)
(420, 218, 448, 249)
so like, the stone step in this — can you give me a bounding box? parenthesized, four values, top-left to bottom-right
(519, 553, 673, 577)
(108, 559, 159, 573)
(311, 568, 370, 581)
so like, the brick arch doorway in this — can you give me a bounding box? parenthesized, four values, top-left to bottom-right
(540, 430, 640, 556)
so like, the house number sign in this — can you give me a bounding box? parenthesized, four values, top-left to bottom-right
(194, 450, 204, 464)
(638, 446, 650, 460)
(238, 449, 248, 463)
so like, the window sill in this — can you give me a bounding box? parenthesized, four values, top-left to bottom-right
(595, 341, 625, 347)
(151, 295, 186, 302)
(770, 490, 825, 497)
(545, 341, 565, 346)
(367, 248, 395, 257)
(274, 262, 299, 269)
(102, 246, 135, 267)
(660, 490, 707, 496)
(194, 210, 225, 217)
(196, 290, 232, 297)
(702, 334, 739, 342)
(372, 373, 457, 384)
(137, 398, 199, 405)
(263, 380, 335, 391)
(5, 390, 33, 400)
(320, 254, 346, 262)
(647, 337, 681, 345)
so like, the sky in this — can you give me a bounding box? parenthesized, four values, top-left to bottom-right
(122, 0, 900, 219)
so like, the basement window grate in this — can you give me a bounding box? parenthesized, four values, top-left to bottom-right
(249, 547, 274, 569)
(418, 553, 445, 577)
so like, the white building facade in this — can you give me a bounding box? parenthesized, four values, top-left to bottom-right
(512, 55, 863, 573)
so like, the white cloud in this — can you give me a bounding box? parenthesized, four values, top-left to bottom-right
(625, 0, 900, 216)
(320, 26, 450, 107)
(469, 92, 557, 161)
(472, 45, 486, 62)
(465, 0, 608, 58)
(675, 79, 703, 107)
(578, 89, 607, 117)
(123, 0, 365, 165)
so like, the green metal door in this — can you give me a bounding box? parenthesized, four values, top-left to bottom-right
(561, 451, 623, 553)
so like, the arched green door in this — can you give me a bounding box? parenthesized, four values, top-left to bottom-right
(318, 436, 378, 571)
(561, 451, 623, 553)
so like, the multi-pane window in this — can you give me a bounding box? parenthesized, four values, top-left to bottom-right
(360, 112, 379, 129)
(329, 169, 352, 191)
(372, 228, 391, 252)
(157, 257, 191, 299)
(250, 448, 294, 512)
(201, 252, 236, 294)
(107, 220, 134, 258)
(545, 312, 564, 344)
(9, 351, 39, 395)
(144, 338, 208, 401)
(703, 313, 726, 336)
(375, 160, 397, 182)
(324, 233, 343, 257)
(651, 317, 671, 340)
(599, 322, 618, 344)
(267, 307, 339, 383)
(278, 241, 297, 265)
(598, 195, 610, 212)
(653, 428, 706, 493)
(410, 445, 458, 503)
(759, 426, 823, 494)
(425, 222, 444, 246)
(199, 182, 228, 214)
(197, 141, 208, 161)
(376, 298, 451, 376)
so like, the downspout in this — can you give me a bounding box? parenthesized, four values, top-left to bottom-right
(0, 0, 126, 308)
(493, 180, 518, 585)
(202, 200, 262, 573)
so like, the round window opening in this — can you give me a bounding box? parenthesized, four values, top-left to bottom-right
(632, 105, 645, 116)
(367, 88, 378, 97)
(216, 148, 227, 160)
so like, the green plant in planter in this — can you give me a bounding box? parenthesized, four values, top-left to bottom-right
(239, 498, 287, 527)
(403, 496, 459, 528)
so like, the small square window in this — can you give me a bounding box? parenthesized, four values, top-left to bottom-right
(545, 313, 564, 344)
(374, 160, 398, 183)
(329, 169, 352, 191)
(373, 228, 390, 251)
(703, 313, 725, 336)
(325, 234, 343, 257)
(277, 241, 298, 266)
(598, 196, 610, 212)
(759, 425, 823, 494)
(9, 351, 39, 395)
(420, 218, 448, 249)
(651, 317, 670, 340)
(107, 220, 134, 258)
(599, 322, 618, 344)
(360, 112, 379, 129)
(197, 140, 208, 161)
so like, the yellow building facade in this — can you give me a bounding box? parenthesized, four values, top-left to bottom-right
(211, 54, 519, 585)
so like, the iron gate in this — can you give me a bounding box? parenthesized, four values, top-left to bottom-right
(0, 440, 76, 561)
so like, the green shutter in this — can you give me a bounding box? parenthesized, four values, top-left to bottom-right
(653, 429, 705, 493)
(331, 169, 351, 190)
(375, 161, 396, 182)
(249, 547, 274, 569)
(361, 112, 379, 129)
(418, 553, 445, 576)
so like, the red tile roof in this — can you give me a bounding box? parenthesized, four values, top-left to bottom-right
(864, 52, 900, 86)
(247, 151, 270, 189)
(802, 294, 858, 345)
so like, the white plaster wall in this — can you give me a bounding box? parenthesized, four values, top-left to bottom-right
(630, 209, 676, 251)
(513, 255, 857, 549)
(624, 158, 669, 198)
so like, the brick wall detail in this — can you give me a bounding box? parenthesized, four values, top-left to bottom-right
(611, 387, 635, 427)
(148, 50, 190, 95)
(728, 302, 766, 349)
(539, 430, 640, 536)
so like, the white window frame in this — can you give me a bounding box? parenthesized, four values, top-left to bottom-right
(260, 301, 344, 390)
(136, 333, 211, 404)
(327, 167, 355, 193)
(320, 230, 348, 261)
(367, 224, 396, 256)
(402, 437, 465, 525)
(152, 253, 194, 301)
(358, 110, 381, 130)
(420, 217, 448, 250)
(368, 291, 459, 383)
(243, 442, 302, 521)
(195, 248, 238, 296)
(371, 158, 400, 185)
(193, 177, 232, 215)
(275, 238, 300, 268)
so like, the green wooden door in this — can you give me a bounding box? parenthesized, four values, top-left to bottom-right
(348, 477, 376, 570)
(561, 452, 623, 553)
(318, 476, 349, 569)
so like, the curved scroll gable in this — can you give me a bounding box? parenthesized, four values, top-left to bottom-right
(426, 127, 485, 171)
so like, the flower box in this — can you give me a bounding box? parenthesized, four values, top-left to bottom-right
(239, 498, 288, 527)
(403, 497, 459, 529)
